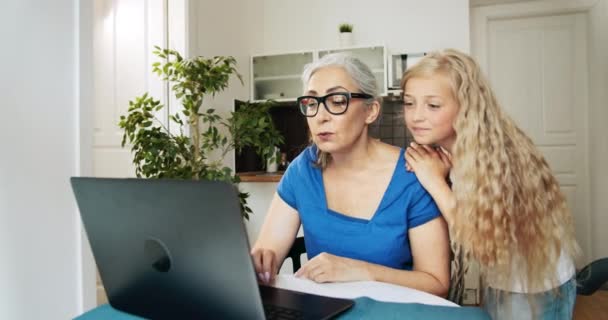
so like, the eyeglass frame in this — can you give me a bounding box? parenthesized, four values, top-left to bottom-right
(296, 92, 374, 117)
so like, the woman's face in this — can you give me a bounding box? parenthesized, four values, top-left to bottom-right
(403, 74, 460, 150)
(304, 67, 377, 154)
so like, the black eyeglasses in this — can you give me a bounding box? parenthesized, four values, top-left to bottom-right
(296, 92, 373, 117)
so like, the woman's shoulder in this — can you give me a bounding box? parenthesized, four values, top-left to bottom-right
(278, 145, 318, 194)
(283, 145, 318, 177)
(374, 141, 403, 164)
(291, 145, 317, 166)
(375, 142, 426, 192)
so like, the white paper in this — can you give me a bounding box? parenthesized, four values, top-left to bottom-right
(272, 274, 458, 307)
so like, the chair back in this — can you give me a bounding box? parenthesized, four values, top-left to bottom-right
(284, 236, 307, 272)
(577, 257, 608, 295)
(447, 250, 465, 305)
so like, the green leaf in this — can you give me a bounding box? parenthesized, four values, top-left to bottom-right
(117, 46, 261, 218)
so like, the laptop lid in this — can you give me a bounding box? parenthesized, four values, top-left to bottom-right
(71, 177, 266, 319)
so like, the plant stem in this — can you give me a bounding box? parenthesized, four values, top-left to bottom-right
(152, 114, 172, 138)
(219, 121, 234, 158)
(191, 99, 202, 179)
(221, 145, 234, 159)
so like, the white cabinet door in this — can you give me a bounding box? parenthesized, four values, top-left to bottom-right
(251, 45, 388, 101)
(251, 52, 314, 101)
(318, 46, 387, 95)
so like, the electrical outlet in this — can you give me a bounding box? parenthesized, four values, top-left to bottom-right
(463, 288, 478, 305)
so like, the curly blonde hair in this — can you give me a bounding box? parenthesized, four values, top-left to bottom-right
(401, 49, 580, 293)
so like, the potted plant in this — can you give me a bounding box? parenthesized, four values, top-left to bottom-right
(338, 23, 354, 47)
(230, 99, 284, 173)
(119, 46, 284, 219)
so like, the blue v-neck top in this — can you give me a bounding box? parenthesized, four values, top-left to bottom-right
(277, 146, 440, 270)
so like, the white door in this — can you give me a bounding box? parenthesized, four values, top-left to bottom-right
(91, 0, 191, 305)
(93, 0, 167, 178)
(472, 7, 592, 265)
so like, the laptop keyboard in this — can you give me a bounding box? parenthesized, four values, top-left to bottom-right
(263, 304, 305, 320)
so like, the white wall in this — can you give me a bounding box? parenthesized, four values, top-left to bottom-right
(191, 0, 267, 242)
(190, 0, 264, 169)
(191, 0, 471, 241)
(0, 0, 90, 318)
(470, 0, 542, 6)
(258, 0, 469, 54)
(588, 0, 608, 261)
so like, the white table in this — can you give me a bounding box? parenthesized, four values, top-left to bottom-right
(272, 274, 458, 307)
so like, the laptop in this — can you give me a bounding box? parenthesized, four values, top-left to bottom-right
(70, 177, 353, 320)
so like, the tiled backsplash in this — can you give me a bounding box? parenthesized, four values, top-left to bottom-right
(370, 99, 413, 148)
(235, 98, 413, 173)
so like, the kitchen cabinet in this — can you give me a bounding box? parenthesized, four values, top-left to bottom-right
(251, 45, 387, 101)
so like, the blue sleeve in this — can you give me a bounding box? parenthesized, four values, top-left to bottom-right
(277, 163, 297, 209)
(277, 147, 314, 210)
(408, 184, 441, 228)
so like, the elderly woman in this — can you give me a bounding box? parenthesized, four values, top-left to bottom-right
(251, 53, 450, 297)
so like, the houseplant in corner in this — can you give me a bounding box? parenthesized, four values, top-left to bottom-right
(338, 23, 354, 47)
(119, 46, 283, 219)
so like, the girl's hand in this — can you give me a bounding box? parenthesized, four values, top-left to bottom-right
(295, 252, 370, 283)
(405, 142, 452, 191)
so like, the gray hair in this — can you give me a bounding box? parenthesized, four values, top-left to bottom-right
(301, 52, 379, 100)
(301, 53, 381, 169)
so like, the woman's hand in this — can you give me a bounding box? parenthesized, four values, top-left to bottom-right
(251, 248, 279, 285)
(405, 142, 452, 191)
(251, 193, 302, 285)
(295, 252, 371, 283)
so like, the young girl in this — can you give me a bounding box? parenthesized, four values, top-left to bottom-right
(401, 49, 579, 319)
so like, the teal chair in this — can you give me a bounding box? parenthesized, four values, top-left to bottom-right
(577, 257, 608, 295)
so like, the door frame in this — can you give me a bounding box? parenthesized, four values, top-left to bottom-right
(78, 0, 96, 312)
(470, 0, 599, 263)
(471, 0, 598, 70)
(79, 0, 191, 311)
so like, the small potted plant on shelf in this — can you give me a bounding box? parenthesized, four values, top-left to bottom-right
(119, 46, 283, 220)
(338, 23, 354, 47)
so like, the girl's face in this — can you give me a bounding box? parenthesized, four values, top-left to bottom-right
(304, 66, 377, 154)
(403, 74, 460, 150)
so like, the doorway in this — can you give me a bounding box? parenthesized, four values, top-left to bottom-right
(471, 0, 596, 266)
